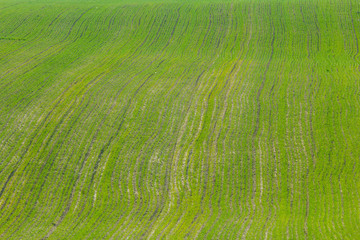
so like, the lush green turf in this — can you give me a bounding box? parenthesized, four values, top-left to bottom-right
(1, 0, 360, 238)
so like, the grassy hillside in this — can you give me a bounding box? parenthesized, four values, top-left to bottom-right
(1, 0, 360, 238)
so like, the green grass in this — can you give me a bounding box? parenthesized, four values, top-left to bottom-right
(0, 0, 360, 238)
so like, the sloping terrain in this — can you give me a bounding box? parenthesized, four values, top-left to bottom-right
(1, 0, 360, 238)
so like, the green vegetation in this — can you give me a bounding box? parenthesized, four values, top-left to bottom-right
(1, 0, 360, 238)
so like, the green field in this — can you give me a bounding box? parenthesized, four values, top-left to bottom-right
(1, 0, 360, 238)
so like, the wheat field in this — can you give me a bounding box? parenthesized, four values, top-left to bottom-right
(1, 0, 360, 239)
